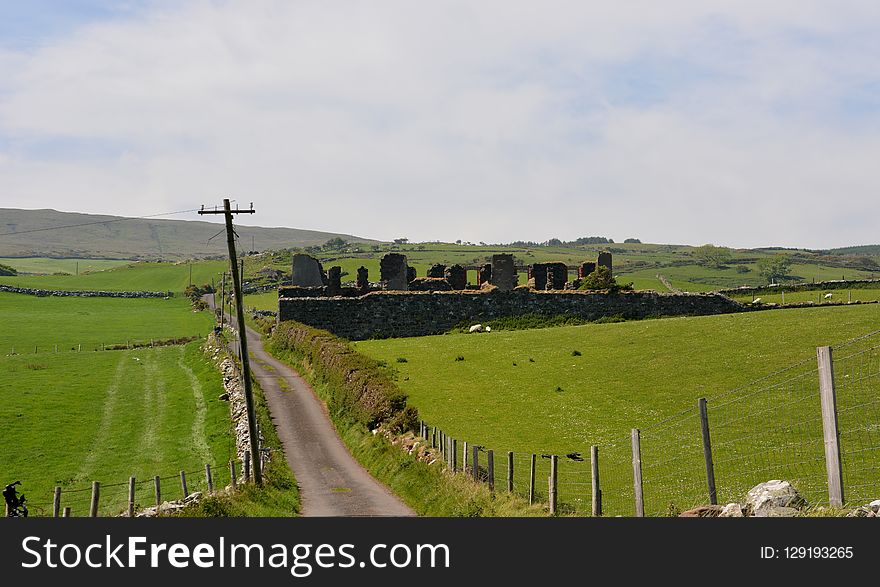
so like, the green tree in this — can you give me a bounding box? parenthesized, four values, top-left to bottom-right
(578, 265, 633, 293)
(323, 237, 347, 250)
(757, 255, 792, 284)
(695, 244, 732, 268)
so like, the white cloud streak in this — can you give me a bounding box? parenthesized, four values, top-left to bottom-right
(1, 0, 879, 248)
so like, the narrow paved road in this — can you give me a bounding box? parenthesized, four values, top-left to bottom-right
(244, 326, 414, 516)
(207, 297, 414, 516)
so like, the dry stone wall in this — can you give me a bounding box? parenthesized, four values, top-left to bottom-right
(278, 289, 743, 340)
(0, 284, 171, 298)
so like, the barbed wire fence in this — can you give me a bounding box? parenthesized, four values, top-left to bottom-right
(417, 328, 880, 516)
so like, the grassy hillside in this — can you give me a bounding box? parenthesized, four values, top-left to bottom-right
(0, 208, 379, 260)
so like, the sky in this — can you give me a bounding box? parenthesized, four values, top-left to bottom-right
(1, 1, 879, 249)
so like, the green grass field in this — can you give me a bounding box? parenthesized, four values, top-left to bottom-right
(355, 304, 880, 514)
(244, 291, 279, 312)
(0, 257, 131, 274)
(0, 260, 227, 293)
(1, 343, 236, 516)
(0, 289, 237, 516)
(728, 289, 880, 305)
(0, 292, 213, 354)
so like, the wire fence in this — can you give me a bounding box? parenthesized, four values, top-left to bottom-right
(3, 335, 205, 357)
(418, 328, 880, 516)
(18, 456, 259, 518)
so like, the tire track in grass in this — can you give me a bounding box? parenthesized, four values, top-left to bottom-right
(139, 351, 162, 465)
(75, 353, 126, 483)
(178, 346, 211, 464)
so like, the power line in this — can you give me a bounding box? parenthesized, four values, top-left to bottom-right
(0, 208, 201, 238)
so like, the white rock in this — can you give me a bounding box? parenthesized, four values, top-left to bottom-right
(869, 500, 880, 513)
(746, 480, 807, 517)
(719, 503, 744, 517)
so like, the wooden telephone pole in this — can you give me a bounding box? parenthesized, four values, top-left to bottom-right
(198, 199, 262, 486)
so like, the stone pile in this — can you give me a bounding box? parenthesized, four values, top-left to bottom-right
(678, 480, 880, 518)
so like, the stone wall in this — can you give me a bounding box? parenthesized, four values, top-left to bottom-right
(278, 289, 744, 340)
(0, 285, 171, 298)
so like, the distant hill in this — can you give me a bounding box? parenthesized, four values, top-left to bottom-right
(0, 208, 381, 260)
(826, 245, 880, 256)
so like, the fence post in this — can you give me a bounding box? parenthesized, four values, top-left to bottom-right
(63, 507, 71, 517)
(89, 481, 100, 518)
(472, 445, 479, 482)
(507, 452, 514, 493)
(230, 460, 238, 490)
(591, 445, 602, 517)
(549, 455, 558, 515)
(53, 487, 61, 518)
(632, 429, 645, 517)
(206, 464, 214, 493)
(698, 398, 718, 505)
(487, 450, 495, 491)
(128, 477, 136, 518)
(154, 475, 161, 506)
(432, 427, 437, 449)
(244, 452, 251, 482)
(462, 441, 468, 473)
(180, 471, 189, 498)
(817, 346, 845, 507)
(529, 454, 536, 505)
(452, 439, 458, 472)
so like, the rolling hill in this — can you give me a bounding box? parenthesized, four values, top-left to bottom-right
(0, 208, 380, 260)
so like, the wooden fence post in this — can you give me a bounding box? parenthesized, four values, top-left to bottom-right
(180, 471, 189, 498)
(549, 455, 559, 515)
(154, 475, 161, 506)
(206, 464, 214, 493)
(591, 445, 602, 517)
(472, 445, 479, 482)
(698, 398, 718, 505)
(53, 487, 61, 518)
(63, 507, 71, 518)
(632, 429, 645, 517)
(529, 454, 536, 505)
(230, 460, 238, 490)
(487, 450, 495, 491)
(462, 441, 468, 473)
(89, 481, 100, 518)
(507, 451, 514, 493)
(817, 346, 845, 507)
(452, 439, 458, 472)
(128, 477, 136, 518)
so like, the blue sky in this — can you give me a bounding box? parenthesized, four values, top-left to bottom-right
(1, 1, 879, 248)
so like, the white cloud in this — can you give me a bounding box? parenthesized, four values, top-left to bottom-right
(1, 0, 879, 248)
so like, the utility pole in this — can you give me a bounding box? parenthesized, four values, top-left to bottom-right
(199, 199, 261, 486)
(220, 273, 226, 330)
